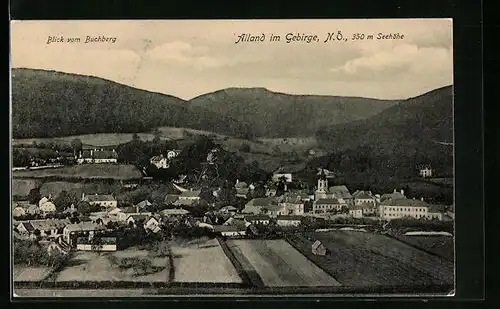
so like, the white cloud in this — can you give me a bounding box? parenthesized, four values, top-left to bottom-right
(331, 44, 452, 81)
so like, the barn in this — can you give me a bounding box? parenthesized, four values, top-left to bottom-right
(312, 240, 326, 256)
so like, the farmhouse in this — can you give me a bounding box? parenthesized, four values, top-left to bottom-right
(329, 185, 354, 206)
(144, 216, 162, 233)
(160, 208, 190, 217)
(150, 155, 169, 169)
(313, 198, 346, 214)
(276, 215, 302, 227)
(39, 201, 56, 214)
(219, 205, 238, 214)
(126, 214, 149, 227)
(213, 225, 247, 237)
(243, 197, 282, 217)
(82, 193, 117, 209)
(17, 219, 70, 238)
(135, 200, 152, 210)
(76, 149, 118, 164)
(173, 190, 201, 206)
(380, 189, 407, 202)
(12, 205, 26, 218)
(166, 149, 181, 160)
(116, 207, 152, 221)
(164, 194, 180, 205)
(349, 206, 363, 218)
(312, 240, 326, 256)
(418, 165, 433, 178)
(272, 168, 293, 183)
(26, 204, 40, 215)
(277, 193, 305, 215)
(63, 222, 105, 246)
(76, 237, 117, 251)
(353, 190, 377, 206)
(244, 215, 271, 225)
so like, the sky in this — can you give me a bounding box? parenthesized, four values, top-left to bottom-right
(10, 19, 453, 100)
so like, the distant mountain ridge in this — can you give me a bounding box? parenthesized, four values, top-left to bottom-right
(188, 87, 399, 138)
(12, 68, 400, 139)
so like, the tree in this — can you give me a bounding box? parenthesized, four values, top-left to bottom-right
(54, 190, 79, 212)
(71, 138, 83, 154)
(132, 133, 141, 142)
(27, 188, 41, 205)
(77, 201, 94, 215)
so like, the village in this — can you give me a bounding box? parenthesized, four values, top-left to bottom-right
(12, 142, 454, 259)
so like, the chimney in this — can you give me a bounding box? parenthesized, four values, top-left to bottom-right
(420, 197, 424, 201)
(136, 206, 140, 213)
(90, 150, 94, 156)
(82, 193, 85, 199)
(393, 189, 396, 193)
(401, 189, 404, 195)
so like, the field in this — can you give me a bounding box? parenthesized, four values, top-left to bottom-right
(12, 133, 165, 148)
(55, 247, 170, 282)
(288, 231, 454, 287)
(226, 239, 340, 287)
(12, 164, 143, 180)
(170, 238, 242, 283)
(12, 178, 42, 197)
(388, 234, 454, 262)
(13, 265, 53, 282)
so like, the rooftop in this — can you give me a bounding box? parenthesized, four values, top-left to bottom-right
(245, 215, 271, 221)
(315, 198, 341, 205)
(380, 198, 429, 207)
(179, 190, 201, 198)
(277, 215, 302, 221)
(83, 194, 116, 202)
(65, 222, 104, 233)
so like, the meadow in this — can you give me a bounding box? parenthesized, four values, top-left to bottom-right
(287, 230, 454, 287)
(226, 239, 340, 287)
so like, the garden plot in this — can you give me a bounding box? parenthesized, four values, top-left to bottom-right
(13, 265, 53, 282)
(170, 238, 242, 283)
(55, 247, 170, 282)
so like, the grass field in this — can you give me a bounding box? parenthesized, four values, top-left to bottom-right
(12, 178, 42, 197)
(388, 234, 454, 262)
(170, 238, 242, 283)
(227, 239, 340, 287)
(13, 265, 53, 282)
(55, 248, 170, 282)
(12, 164, 142, 180)
(288, 231, 454, 287)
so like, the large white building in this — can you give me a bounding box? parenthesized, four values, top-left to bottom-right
(378, 197, 447, 220)
(82, 193, 117, 209)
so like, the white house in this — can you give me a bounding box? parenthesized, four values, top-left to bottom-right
(63, 222, 105, 246)
(76, 237, 117, 251)
(173, 190, 201, 206)
(166, 149, 181, 160)
(418, 165, 433, 178)
(213, 225, 246, 237)
(150, 155, 169, 169)
(276, 215, 302, 227)
(353, 190, 377, 206)
(39, 201, 57, 214)
(244, 215, 271, 225)
(82, 193, 117, 209)
(349, 206, 364, 218)
(313, 198, 346, 214)
(144, 216, 162, 233)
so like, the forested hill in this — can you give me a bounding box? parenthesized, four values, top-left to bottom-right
(12, 68, 398, 139)
(11, 68, 251, 138)
(315, 85, 453, 156)
(308, 85, 454, 186)
(187, 87, 399, 138)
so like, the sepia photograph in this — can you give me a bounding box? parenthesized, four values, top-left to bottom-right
(10, 19, 454, 298)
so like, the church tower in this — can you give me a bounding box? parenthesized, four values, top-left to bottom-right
(315, 169, 329, 200)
